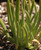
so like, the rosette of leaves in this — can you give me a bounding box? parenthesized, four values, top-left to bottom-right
(0, 0, 41, 50)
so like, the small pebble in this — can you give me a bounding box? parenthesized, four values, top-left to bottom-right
(5, 17, 8, 22)
(6, 25, 9, 29)
(0, 46, 4, 50)
(1, 2, 7, 7)
(6, 41, 10, 44)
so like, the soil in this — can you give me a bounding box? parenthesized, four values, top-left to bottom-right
(0, 1, 41, 50)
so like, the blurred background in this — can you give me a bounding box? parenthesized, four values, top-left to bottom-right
(0, 0, 39, 3)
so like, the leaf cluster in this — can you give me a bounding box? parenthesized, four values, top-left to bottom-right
(0, 0, 41, 50)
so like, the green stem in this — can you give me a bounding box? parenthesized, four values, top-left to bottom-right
(0, 18, 7, 30)
(28, 0, 31, 10)
(16, 0, 20, 24)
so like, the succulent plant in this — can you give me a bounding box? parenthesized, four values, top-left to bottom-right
(0, 0, 41, 50)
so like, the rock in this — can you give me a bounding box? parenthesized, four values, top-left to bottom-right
(4, 16, 8, 22)
(6, 25, 9, 29)
(6, 41, 10, 44)
(0, 5, 7, 14)
(1, 2, 7, 7)
(0, 46, 4, 50)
